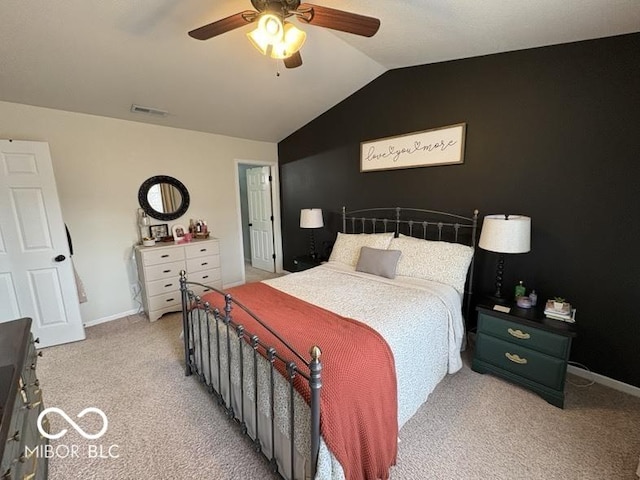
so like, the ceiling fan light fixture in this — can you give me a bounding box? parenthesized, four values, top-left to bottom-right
(270, 22, 306, 59)
(247, 13, 305, 59)
(247, 13, 284, 54)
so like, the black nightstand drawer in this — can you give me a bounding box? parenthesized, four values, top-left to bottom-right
(478, 312, 570, 358)
(292, 255, 321, 272)
(475, 333, 566, 390)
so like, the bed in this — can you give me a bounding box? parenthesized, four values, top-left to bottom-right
(180, 206, 478, 480)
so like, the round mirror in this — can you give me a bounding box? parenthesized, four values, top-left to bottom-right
(138, 175, 190, 221)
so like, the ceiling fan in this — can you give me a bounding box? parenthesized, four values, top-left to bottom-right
(188, 0, 381, 69)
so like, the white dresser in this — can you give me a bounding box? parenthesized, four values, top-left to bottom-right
(134, 238, 222, 322)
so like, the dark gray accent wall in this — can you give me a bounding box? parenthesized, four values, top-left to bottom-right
(278, 33, 640, 388)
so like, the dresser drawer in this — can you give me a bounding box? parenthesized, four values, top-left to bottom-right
(188, 269, 222, 297)
(475, 333, 566, 390)
(1, 389, 26, 473)
(189, 268, 222, 286)
(148, 291, 182, 311)
(478, 312, 570, 358)
(146, 277, 181, 297)
(185, 241, 219, 258)
(186, 255, 220, 273)
(140, 247, 185, 266)
(144, 260, 186, 282)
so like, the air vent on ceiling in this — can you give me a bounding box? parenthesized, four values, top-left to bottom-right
(130, 104, 169, 117)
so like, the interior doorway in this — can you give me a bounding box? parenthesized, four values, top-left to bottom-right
(235, 160, 282, 282)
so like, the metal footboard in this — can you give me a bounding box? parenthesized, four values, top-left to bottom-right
(179, 271, 322, 480)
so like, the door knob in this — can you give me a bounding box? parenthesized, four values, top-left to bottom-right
(54, 254, 66, 262)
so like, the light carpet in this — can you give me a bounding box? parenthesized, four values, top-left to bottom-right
(37, 313, 640, 479)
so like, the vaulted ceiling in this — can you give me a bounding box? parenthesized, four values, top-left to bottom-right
(1, 0, 639, 142)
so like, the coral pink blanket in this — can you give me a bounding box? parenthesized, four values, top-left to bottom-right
(202, 282, 397, 480)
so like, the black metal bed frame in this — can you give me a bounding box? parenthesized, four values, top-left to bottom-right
(341, 206, 479, 319)
(180, 206, 478, 480)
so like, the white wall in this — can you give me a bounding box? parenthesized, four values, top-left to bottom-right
(0, 101, 278, 324)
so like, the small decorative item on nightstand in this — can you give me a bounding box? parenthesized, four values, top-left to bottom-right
(516, 296, 532, 308)
(544, 299, 576, 323)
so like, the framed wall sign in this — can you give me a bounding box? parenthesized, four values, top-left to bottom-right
(360, 123, 466, 172)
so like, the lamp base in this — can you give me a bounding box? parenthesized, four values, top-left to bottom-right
(485, 294, 509, 306)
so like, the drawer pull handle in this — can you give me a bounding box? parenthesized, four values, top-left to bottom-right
(166, 298, 175, 302)
(161, 254, 169, 258)
(24, 399, 42, 410)
(507, 328, 530, 340)
(164, 283, 173, 288)
(505, 352, 528, 365)
(202, 275, 209, 279)
(200, 248, 206, 252)
(10, 430, 20, 442)
(163, 270, 171, 273)
(201, 262, 208, 266)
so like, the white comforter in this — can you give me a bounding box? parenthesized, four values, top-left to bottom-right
(262, 261, 465, 479)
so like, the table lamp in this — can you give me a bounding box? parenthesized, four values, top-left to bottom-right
(300, 208, 323, 259)
(478, 214, 531, 302)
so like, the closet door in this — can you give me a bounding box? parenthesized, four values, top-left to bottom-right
(0, 140, 85, 347)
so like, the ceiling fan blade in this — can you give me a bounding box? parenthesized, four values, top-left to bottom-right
(284, 51, 303, 69)
(297, 3, 380, 37)
(188, 11, 257, 40)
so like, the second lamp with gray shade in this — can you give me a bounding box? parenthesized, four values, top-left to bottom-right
(300, 208, 323, 259)
(478, 214, 531, 301)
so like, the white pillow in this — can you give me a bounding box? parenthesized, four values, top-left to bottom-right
(328, 232, 395, 267)
(389, 235, 474, 295)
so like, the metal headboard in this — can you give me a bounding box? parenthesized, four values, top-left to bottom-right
(341, 206, 479, 319)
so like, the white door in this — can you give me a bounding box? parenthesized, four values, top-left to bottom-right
(0, 140, 85, 347)
(246, 166, 275, 272)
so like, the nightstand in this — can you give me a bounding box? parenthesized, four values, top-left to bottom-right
(472, 303, 577, 408)
(292, 255, 322, 272)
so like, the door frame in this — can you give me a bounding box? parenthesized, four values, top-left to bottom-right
(233, 159, 283, 284)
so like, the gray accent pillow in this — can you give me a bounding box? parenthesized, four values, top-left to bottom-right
(355, 246, 402, 279)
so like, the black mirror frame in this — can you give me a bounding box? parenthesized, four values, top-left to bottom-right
(138, 175, 190, 221)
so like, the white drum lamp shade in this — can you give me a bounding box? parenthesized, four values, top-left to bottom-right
(300, 208, 324, 229)
(479, 215, 531, 254)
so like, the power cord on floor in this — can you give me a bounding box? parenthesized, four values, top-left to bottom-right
(133, 281, 144, 315)
(567, 361, 595, 387)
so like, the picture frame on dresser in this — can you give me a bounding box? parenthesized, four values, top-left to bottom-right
(149, 223, 168, 240)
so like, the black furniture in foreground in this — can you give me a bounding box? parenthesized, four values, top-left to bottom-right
(1, 317, 49, 479)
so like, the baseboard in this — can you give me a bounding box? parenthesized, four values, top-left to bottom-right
(84, 308, 139, 328)
(568, 365, 640, 398)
